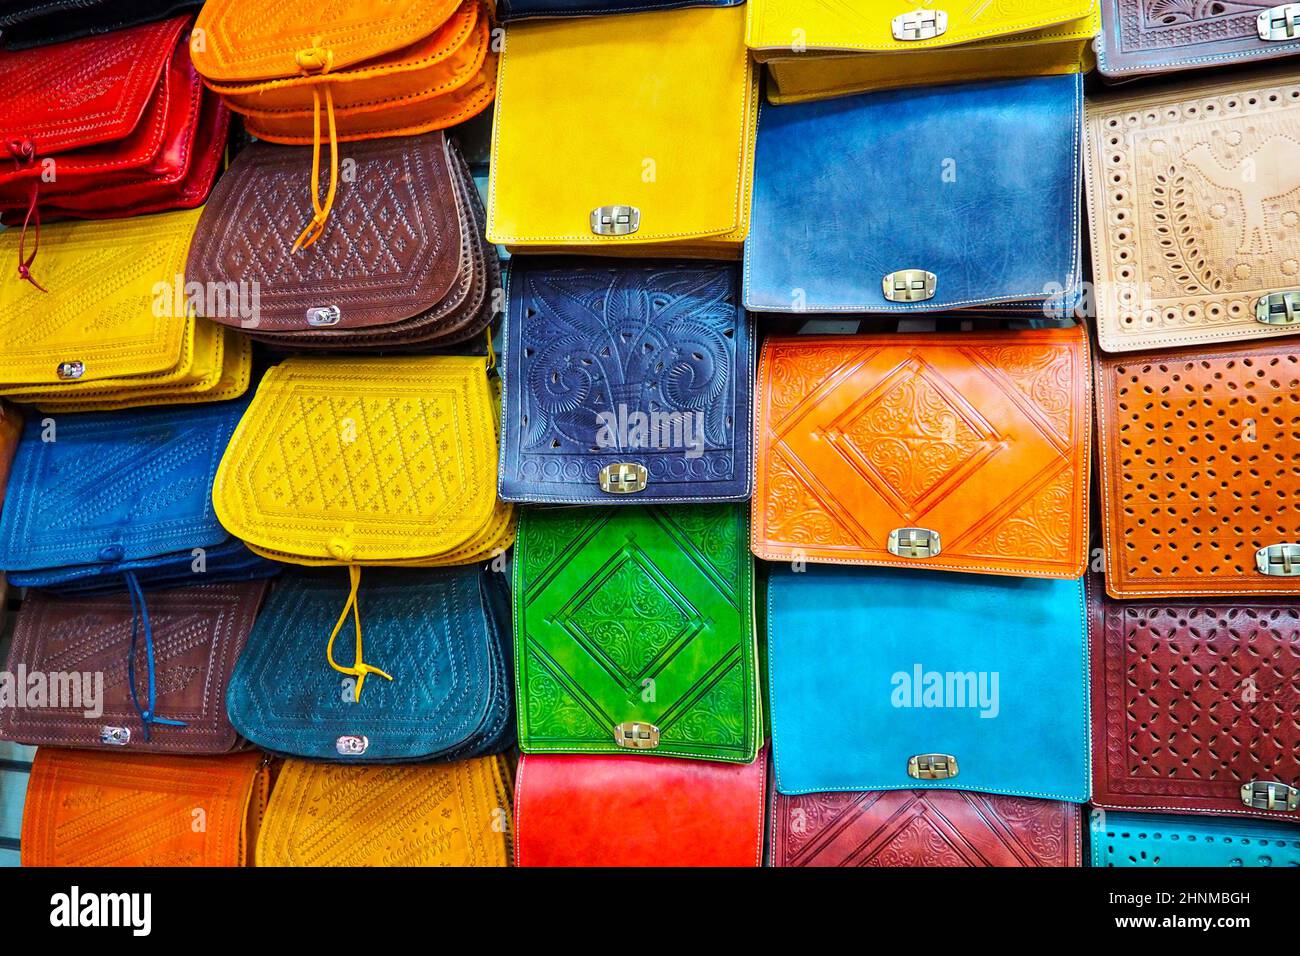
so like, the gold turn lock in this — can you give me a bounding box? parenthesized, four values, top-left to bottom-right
(590, 205, 640, 236)
(1241, 781, 1299, 812)
(1256, 543, 1300, 576)
(1254, 291, 1300, 325)
(599, 463, 648, 494)
(614, 721, 660, 749)
(883, 269, 937, 302)
(908, 754, 959, 780)
(888, 527, 941, 559)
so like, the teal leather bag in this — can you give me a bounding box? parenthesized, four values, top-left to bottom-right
(1091, 811, 1300, 867)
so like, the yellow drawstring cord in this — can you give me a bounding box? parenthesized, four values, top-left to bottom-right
(484, 324, 496, 372)
(291, 44, 338, 253)
(325, 564, 392, 703)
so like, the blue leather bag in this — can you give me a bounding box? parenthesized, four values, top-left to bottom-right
(1091, 811, 1300, 867)
(768, 564, 1089, 802)
(499, 258, 752, 504)
(744, 73, 1083, 315)
(226, 567, 515, 762)
(498, 0, 742, 19)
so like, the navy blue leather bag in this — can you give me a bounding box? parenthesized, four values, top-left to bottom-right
(226, 567, 515, 762)
(499, 258, 753, 504)
(744, 73, 1083, 315)
(498, 0, 742, 20)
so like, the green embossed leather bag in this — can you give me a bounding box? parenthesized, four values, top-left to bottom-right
(514, 505, 760, 763)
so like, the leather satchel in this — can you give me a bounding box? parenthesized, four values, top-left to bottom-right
(515, 751, 768, 866)
(1096, 341, 1300, 597)
(0, 401, 20, 511)
(1098, 1, 1300, 80)
(21, 749, 270, 866)
(499, 259, 753, 504)
(745, 74, 1083, 315)
(770, 790, 1082, 867)
(227, 567, 513, 762)
(747, 0, 1098, 104)
(514, 504, 761, 763)
(1, 581, 267, 753)
(768, 564, 1090, 802)
(752, 329, 1090, 578)
(0, 0, 203, 49)
(186, 132, 497, 349)
(1085, 69, 1300, 352)
(256, 756, 513, 866)
(1090, 577, 1299, 820)
(486, 5, 758, 258)
(0, 209, 251, 411)
(1092, 810, 1300, 867)
(499, 0, 742, 17)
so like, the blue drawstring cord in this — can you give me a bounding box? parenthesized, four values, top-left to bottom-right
(124, 571, 187, 741)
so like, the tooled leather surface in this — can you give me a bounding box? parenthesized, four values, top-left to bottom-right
(770, 789, 1081, 867)
(256, 757, 512, 866)
(1090, 580, 1300, 818)
(1092, 810, 1300, 866)
(21, 749, 265, 866)
(1098, 1, 1300, 76)
(0, 581, 267, 752)
(1086, 72, 1300, 350)
(227, 567, 514, 761)
(0, 0, 202, 50)
(500, 259, 751, 503)
(7, 537, 279, 592)
(514, 505, 760, 763)
(1095, 342, 1300, 595)
(752, 330, 1090, 577)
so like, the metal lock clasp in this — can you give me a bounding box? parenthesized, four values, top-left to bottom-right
(892, 9, 948, 41)
(883, 269, 937, 303)
(889, 527, 941, 559)
(598, 463, 648, 495)
(1258, 4, 1300, 40)
(336, 734, 370, 756)
(1241, 781, 1299, 812)
(590, 205, 640, 237)
(57, 360, 85, 380)
(1254, 291, 1300, 325)
(1256, 543, 1300, 576)
(908, 753, 959, 780)
(613, 721, 660, 749)
(306, 305, 342, 327)
(100, 726, 131, 746)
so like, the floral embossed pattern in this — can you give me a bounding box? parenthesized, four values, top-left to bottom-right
(1099, 1, 1300, 78)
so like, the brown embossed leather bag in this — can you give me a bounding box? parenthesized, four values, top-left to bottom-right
(1089, 575, 1300, 820)
(770, 789, 1081, 867)
(752, 328, 1090, 577)
(1095, 341, 1300, 597)
(0, 581, 267, 753)
(186, 132, 496, 349)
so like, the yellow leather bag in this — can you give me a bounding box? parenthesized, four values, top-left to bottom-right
(486, 5, 758, 258)
(256, 757, 513, 866)
(0, 209, 251, 412)
(748, 0, 1099, 103)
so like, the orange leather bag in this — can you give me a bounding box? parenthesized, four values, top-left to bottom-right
(1096, 341, 1300, 598)
(191, 0, 495, 249)
(21, 750, 270, 866)
(752, 328, 1090, 578)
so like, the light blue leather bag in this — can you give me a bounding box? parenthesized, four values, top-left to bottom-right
(1091, 810, 1300, 867)
(768, 564, 1089, 802)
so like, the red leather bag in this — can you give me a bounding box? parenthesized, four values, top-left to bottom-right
(515, 752, 768, 867)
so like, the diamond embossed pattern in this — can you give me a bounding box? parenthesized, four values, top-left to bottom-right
(1096, 342, 1300, 596)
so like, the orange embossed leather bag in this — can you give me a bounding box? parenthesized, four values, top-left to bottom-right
(752, 328, 1090, 577)
(21, 749, 270, 866)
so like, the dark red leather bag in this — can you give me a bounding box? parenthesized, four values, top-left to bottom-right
(770, 789, 1082, 867)
(515, 752, 767, 867)
(1090, 575, 1300, 822)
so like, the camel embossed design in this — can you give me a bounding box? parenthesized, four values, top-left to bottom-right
(1182, 135, 1300, 256)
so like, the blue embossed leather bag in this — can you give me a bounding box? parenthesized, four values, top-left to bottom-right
(227, 567, 515, 762)
(498, 0, 743, 20)
(499, 258, 753, 504)
(1091, 811, 1300, 867)
(744, 73, 1083, 315)
(768, 564, 1089, 802)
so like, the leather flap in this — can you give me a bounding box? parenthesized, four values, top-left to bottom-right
(487, 5, 757, 246)
(499, 259, 753, 503)
(0, 209, 202, 386)
(1085, 70, 1300, 351)
(514, 504, 761, 763)
(1095, 341, 1300, 596)
(1092, 811, 1300, 867)
(0, 401, 21, 512)
(256, 756, 513, 865)
(515, 751, 767, 866)
(771, 790, 1082, 867)
(7, 537, 278, 591)
(213, 356, 503, 565)
(746, 73, 1082, 313)
(752, 329, 1090, 577)
(227, 567, 513, 761)
(500, 0, 743, 17)
(0, 581, 267, 752)
(1098, 0, 1300, 77)
(191, 0, 460, 82)
(746, 0, 1097, 52)
(187, 134, 463, 333)
(768, 565, 1090, 802)
(0, 0, 201, 49)
(0, 399, 249, 574)
(21, 749, 267, 866)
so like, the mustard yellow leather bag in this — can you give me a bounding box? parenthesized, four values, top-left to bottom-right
(486, 5, 757, 258)
(0, 208, 250, 411)
(748, 0, 1098, 103)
